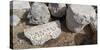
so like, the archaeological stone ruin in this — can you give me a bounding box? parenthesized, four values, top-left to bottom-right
(10, 1, 97, 49)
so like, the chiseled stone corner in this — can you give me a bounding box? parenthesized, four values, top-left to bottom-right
(66, 4, 96, 33)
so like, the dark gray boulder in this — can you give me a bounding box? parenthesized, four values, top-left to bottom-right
(48, 3, 66, 17)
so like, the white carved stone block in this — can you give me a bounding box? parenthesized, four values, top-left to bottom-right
(66, 4, 96, 33)
(24, 20, 61, 45)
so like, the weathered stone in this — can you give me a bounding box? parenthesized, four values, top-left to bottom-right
(10, 1, 30, 9)
(10, 15, 20, 26)
(27, 2, 50, 24)
(10, 1, 30, 18)
(66, 4, 96, 33)
(90, 20, 97, 33)
(12, 9, 27, 18)
(48, 3, 66, 17)
(90, 16, 97, 43)
(24, 20, 61, 45)
(90, 14, 97, 33)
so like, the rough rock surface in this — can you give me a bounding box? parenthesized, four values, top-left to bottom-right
(10, 1, 30, 9)
(90, 15, 97, 33)
(10, 15, 20, 26)
(24, 20, 61, 45)
(10, 1, 30, 18)
(48, 3, 66, 17)
(10, 2, 97, 49)
(27, 2, 50, 24)
(66, 4, 96, 33)
(90, 18, 97, 43)
(90, 21, 97, 32)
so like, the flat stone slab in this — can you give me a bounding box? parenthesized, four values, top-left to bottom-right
(24, 20, 61, 45)
(66, 4, 96, 33)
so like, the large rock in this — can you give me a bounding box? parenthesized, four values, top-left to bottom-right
(66, 4, 96, 33)
(90, 14, 97, 33)
(27, 2, 50, 24)
(90, 17, 97, 43)
(10, 15, 20, 26)
(10, 1, 30, 18)
(10, 1, 30, 9)
(48, 3, 66, 17)
(24, 20, 61, 45)
(90, 21, 97, 32)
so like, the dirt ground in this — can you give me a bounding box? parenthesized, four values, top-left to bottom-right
(10, 16, 97, 49)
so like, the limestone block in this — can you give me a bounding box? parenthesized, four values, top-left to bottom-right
(24, 20, 61, 45)
(66, 4, 96, 33)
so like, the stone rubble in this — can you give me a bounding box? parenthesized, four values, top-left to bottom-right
(48, 3, 66, 17)
(27, 2, 50, 24)
(24, 20, 61, 45)
(66, 4, 96, 33)
(10, 1, 97, 48)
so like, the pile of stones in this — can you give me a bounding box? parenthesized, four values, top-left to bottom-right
(10, 1, 97, 45)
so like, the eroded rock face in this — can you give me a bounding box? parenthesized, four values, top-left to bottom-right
(48, 3, 66, 17)
(11, 1, 30, 9)
(10, 15, 20, 26)
(90, 13, 97, 33)
(90, 20, 97, 33)
(10, 1, 30, 18)
(90, 19, 97, 43)
(27, 2, 50, 24)
(66, 4, 96, 33)
(24, 20, 61, 45)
